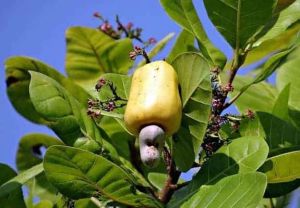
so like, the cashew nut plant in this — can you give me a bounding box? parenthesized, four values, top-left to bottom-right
(1, 0, 300, 207)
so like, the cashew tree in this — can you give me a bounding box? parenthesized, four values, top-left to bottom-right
(1, 0, 300, 207)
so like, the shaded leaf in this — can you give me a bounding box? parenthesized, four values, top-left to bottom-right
(260, 151, 300, 183)
(272, 84, 291, 121)
(276, 0, 297, 12)
(0, 164, 26, 208)
(171, 53, 211, 171)
(5, 56, 89, 124)
(65, 27, 133, 89)
(168, 136, 269, 207)
(178, 173, 267, 208)
(44, 146, 161, 207)
(166, 30, 197, 63)
(137, 33, 175, 67)
(264, 179, 300, 198)
(16, 133, 63, 171)
(16, 134, 62, 202)
(99, 117, 133, 160)
(257, 112, 300, 156)
(204, 0, 276, 49)
(160, 0, 226, 68)
(289, 107, 300, 130)
(0, 163, 43, 198)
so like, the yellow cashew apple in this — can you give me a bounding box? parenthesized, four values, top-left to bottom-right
(124, 60, 182, 136)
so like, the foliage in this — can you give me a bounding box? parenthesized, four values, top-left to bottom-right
(2, 0, 300, 207)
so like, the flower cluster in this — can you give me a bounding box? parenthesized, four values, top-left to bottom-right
(87, 77, 127, 118)
(93, 12, 156, 45)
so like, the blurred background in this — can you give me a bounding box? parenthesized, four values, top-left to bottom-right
(0, 0, 298, 207)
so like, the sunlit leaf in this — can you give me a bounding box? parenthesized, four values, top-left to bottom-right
(29, 71, 118, 157)
(232, 76, 278, 113)
(44, 146, 161, 208)
(160, 0, 227, 68)
(65, 27, 133, 91)
(178, 173, 267, 208)
(168, 136, 268, 207)
(204, 0, 276, 49)
(5, 56, 89, 124)
(171, 53, 211, 171)
(137, 33, 175, 67)
(166, 30, 197, 63)
(260, 151, 300, 183)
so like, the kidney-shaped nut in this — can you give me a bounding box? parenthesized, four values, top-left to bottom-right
(139, 125, 165, 167)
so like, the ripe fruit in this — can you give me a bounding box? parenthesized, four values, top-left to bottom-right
(124, 61, 182, 167)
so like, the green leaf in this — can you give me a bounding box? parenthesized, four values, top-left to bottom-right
(177, 173, 267, 208)
(166, 30, 197, 63)
(277, 46, 300, 110)
(0, 164, 26, 208)
(15, 134, 63, 202)
(95, 73, 131, 118)
(137, 33, 175, 67)
(74, 198, 99, 208)
(99, 117, 133, 160)
(264, 179, 300, 198)
(29, 71, 118, 158)
(232, 75, 278, 113)
(232, 45, 295, 107)
(288, 107, 300, 130)
(245, 22, 300, 65)
(5, 56, 89, 124)
(257, 0, 300, 45)
(249, 46, 296, 85)
(272, 84, 291, 121)
(204, 0, 276, 49)
(0, 163, 43, 198)
(239, 115, 265, 138)
(260, 151, 300, 183)
(257, 112, 300, 156)
(34, 200, 53, 208)
(168, 136, 269, 207)
(276, 0, 297, 12)
(160, 0, 227, 68)
(147, 173, 167, 191)
(16, 133, 63, 171)
(65, 27, 133, 88)
(171, 53, 211, 171)
(44, 146, 161, 208)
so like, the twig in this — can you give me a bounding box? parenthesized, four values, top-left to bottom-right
(116, 15, 129, 37)
(222, 90, 243, 110)
(142, 50, 151, 64)
(158, 147, 181, 204)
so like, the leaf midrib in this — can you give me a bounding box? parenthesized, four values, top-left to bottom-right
(77, 28, 106, 74)
(48, 148, 152, 207)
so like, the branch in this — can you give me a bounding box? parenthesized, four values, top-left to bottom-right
(158, 147, 181, 204)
